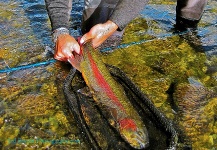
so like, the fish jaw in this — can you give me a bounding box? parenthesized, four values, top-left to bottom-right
(119, 118, 149, 149)
(67, 53, 83, 71)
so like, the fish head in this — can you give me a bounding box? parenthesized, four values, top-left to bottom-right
(119, 118, 149, 149)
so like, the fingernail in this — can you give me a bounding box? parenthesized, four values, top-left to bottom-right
(79, 38, 84, 44)
(69, 54, 74, 59)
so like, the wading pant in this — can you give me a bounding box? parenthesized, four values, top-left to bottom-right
(81, 0, 119, 34)
(177, 0, 208, 20)
(81, 0, 208, 33)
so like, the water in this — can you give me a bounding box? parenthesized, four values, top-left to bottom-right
(0, 0, 217, 149)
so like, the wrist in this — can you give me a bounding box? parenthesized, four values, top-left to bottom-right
(52, 27, 69, 43)
(106, 20, 118, 31)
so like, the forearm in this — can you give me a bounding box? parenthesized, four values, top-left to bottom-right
(45, 0, 73, 31)
(109, 0, 149, 30)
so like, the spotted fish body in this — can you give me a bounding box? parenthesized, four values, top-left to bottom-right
(69, 41, 149, 149)
(173, 77, 216, 144)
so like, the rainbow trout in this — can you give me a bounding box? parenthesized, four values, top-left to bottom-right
(68, 41, 149, 149)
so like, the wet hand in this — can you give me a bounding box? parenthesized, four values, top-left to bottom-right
(80, 20, 118, 48)
(54, 34, 80, 61)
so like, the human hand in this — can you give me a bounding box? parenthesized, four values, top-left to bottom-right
(80, 20, 118, 48)
(54, 34, 80, 61)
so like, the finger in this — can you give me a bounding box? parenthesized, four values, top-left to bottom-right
(92, 38, 101, 48)
(59, 42, 75, 57)
(54, 47, 66, 61)
(54, 55, 67, 61)
(92, 34, 108, 48)
(80, 33, 92, 45)
(72, 43, 81, 55)
(54, 55, 62, 60)
(79, 34, 87, 45)
(67, 55, 75, 64)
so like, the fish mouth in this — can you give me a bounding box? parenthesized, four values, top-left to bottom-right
(119, 122, 149, 149)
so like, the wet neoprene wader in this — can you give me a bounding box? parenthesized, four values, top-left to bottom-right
(45, 0, 208, 34)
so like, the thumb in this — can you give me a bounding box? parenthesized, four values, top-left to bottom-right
(80, 33, 93, 45)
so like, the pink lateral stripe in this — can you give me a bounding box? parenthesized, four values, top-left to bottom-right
(87, 52, 125, 111)
(119, 118, 137, 131)
(87, 51, 137, 131)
